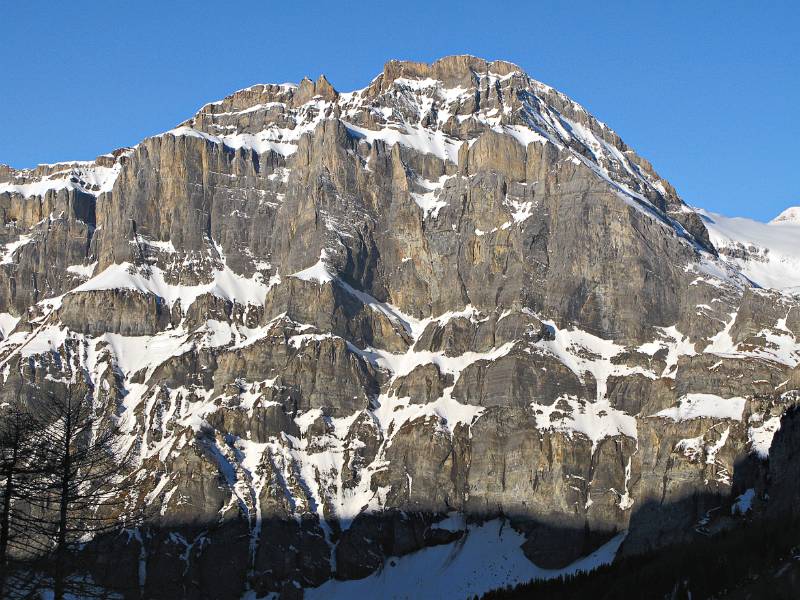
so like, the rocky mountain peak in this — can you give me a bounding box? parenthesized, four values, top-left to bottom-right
(295, 73, 338, 105)
(771, 205, 800, 225)
(165, 55, 714, 252)
(377, 55, 523, 89)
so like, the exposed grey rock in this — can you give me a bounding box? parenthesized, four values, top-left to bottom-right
(452, 349, 592, 407)
(59, 289, 176, 335)
(389, 363, 452, 403)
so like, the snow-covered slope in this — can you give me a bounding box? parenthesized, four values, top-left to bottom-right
(770, 206, 800, 225)
(697, 208, 800, 294)
(302, 519, 625, 600)
(0, 152, 131, 198)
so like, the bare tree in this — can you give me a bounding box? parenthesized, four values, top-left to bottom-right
(13, 388, 139, 600)
(0, 400, 39, 596)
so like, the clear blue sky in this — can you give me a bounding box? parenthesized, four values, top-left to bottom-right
(1, 1, 797, 221)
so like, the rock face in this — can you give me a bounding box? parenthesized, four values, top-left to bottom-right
(1, 55, 799, 598)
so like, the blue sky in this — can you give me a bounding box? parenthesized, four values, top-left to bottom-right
(1, 1, 797, 221)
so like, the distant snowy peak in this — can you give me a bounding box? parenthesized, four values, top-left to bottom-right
(770, 206, 800, 225)
(697, 208, 800, 294)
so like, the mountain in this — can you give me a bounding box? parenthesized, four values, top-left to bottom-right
(771, 206, 800, 225)
(1, 55, 799, 599)
(698, 207, 800, 294)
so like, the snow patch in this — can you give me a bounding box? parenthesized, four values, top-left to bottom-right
(732, 488, 755, 515)
(66, 262, 97, 278)
(0, 313, 19, 339)
(748, 414, 782, 458)
(531, 396, 637, 452)
(73, 262, 270, 310)
(304, 520, 625, 600)
(653, 393, 747, 422)
(290, 250, 335, 284)
(343, 121, 462, 164)
(1, 235, 33, 265)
